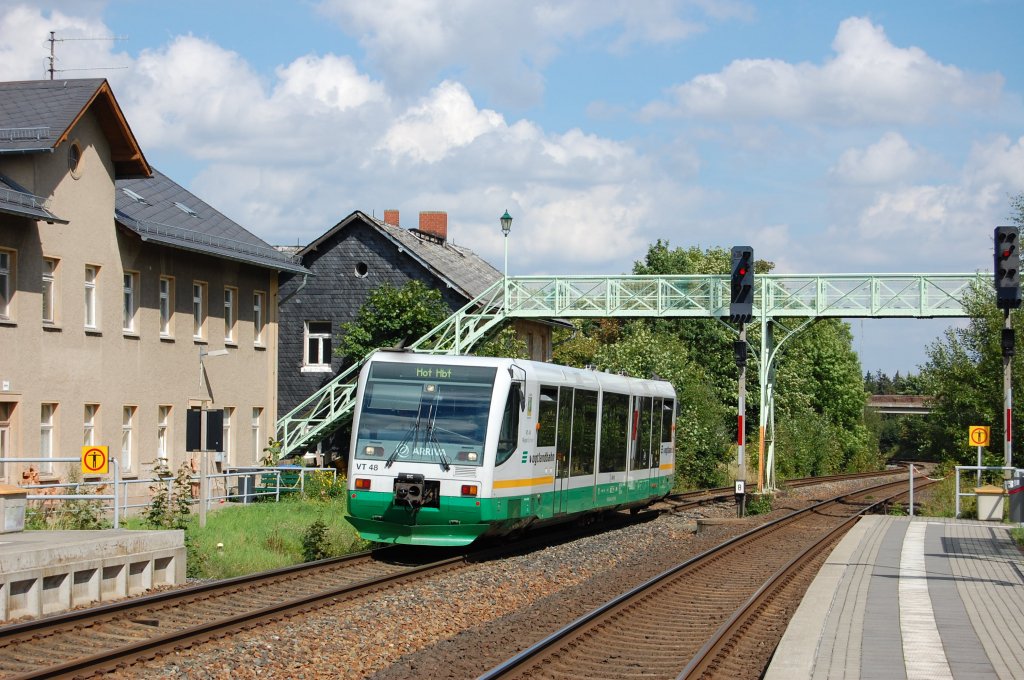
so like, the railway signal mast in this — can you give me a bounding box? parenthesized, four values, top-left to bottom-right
(730, 246, 754, 515)
(995, 227, 1020, 477)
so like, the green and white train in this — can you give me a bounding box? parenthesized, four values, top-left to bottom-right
(346, 350, 677, 547)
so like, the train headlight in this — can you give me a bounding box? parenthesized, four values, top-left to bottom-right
(456, 450, 479, 462)
(364, 445, 384, 457)
(355, 478, 371, 490)
(461, 484, 478, 497)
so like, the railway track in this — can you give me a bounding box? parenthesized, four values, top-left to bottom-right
(480, 475, 935, 680)
(0, 548, 466, 679)
(662, 467, 908, 510)
(0, 469, 914, 679)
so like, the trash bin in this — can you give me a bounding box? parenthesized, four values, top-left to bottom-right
(230, 468, 259, 504)
(1006, 473, 1024, 523)
(975, 485, 1005, 521)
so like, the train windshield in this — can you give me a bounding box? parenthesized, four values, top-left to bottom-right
(355, 362, 497, 468)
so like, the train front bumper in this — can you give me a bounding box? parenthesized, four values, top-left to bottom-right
(346, 490, 491, 547)
(344, 514, 491, 547)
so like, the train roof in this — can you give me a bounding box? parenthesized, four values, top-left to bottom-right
(365, 351, 676, 398)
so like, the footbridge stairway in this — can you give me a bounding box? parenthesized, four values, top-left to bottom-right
(276, 272, 984, 487)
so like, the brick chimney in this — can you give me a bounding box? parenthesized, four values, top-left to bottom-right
(383, 209, 400, 227)
(418, 211, 448, 242)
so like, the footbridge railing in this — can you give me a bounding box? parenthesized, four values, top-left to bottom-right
(276, 272, 984, 457)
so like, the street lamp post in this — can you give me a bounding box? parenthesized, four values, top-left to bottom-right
(500, 210, 512, 302)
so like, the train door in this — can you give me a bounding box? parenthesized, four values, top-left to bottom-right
(629, 396, 653, 489)
(553, 387, 574, 515)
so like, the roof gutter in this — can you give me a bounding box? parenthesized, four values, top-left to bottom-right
(278, 273, 311, 306)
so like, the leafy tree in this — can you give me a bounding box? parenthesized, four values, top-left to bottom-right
(773, 318, 878, 474)
(473, 325, 529, 359)
(335, 281, 449, 364)
(919, 280, 1024, 463)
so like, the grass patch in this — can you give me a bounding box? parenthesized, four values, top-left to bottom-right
(123, 496, 370, 579)
(1011, 527, 1024, 549)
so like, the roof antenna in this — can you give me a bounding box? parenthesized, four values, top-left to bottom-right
(47, 30, 128, 80)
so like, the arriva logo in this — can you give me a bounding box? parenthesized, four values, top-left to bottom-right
(394, 444, 449, 458)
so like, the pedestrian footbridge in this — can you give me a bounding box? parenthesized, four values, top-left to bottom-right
(276, 272, 983, 488)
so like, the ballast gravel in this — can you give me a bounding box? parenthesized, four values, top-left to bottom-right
(121, 476, 915, 679)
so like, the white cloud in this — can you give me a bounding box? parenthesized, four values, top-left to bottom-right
(826, 136, 1024, 272)
(379, 81, 505, 163)
(831, 132, 927, 185)
(314, 0, 752, 104)
(649, 16, 1003, 124)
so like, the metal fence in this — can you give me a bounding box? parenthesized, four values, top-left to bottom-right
(1, 458, 338, 529)
(953, 465, 1020, 519)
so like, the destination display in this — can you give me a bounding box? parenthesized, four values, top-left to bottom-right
(369, 362, 496, 384)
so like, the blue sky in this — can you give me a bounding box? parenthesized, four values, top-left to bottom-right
(2, 0, 1023, 376)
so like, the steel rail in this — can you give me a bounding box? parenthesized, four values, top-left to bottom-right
(10, 555, 467, 680)
(477, 477, 930, 679)
(677, 478, 938, 679)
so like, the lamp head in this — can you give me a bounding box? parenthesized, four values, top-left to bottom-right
(500, 210, 512, 236)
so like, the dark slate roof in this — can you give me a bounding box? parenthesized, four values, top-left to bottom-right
(115, 168, 309, 275)
(300, 211, 500, 300)
(0, 79, 149, 177)
(0, 172, 66, 223)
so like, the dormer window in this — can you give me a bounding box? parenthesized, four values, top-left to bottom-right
(174, 201, 199, 217)
(122, 188, 148, 204)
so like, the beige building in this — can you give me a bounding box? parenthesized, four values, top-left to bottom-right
(0, 79, 307, 490)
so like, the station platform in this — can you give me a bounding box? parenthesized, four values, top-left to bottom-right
(0, 529, 185, 622)
(765, 515, 1024, 680)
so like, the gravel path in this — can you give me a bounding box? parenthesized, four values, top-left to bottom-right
(122, 476, 916, 679)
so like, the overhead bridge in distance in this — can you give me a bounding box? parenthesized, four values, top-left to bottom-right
(866, 394, 933, 415)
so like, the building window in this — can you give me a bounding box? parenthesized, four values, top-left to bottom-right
(68, 141, 83, 178)
(0, 249, 14, 320)
(192, 281, 207, 339)
(253, 291, 265, 346)
(40, 403, 56, 474)
(157, 405, 171, 463)
(222, 406, 233, 464)
(42, 257, 57, 324)
(224, 287, 237, 343)
(0, 402, 12, 481)
(84, 404, 98, 446)
(84, 265, 98, 329)
(159, 276, 174, 337)
(304, 321, 332, 370)
(251, 407, 262, 465)
(123, 271, 139, 333)
(122, 406, 135, 473)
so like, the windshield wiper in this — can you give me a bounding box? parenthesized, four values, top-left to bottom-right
(423, 395, 451, 471)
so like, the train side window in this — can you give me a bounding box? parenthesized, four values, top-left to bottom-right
(537, 386, 558, 447)
(556, 388, 574, 471)
(662, 399, 675, 443)
(570, 389, 598, 476)
(496, 385, 521, 465)
(599, 392, 628, 473)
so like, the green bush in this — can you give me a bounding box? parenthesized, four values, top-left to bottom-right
(144, 463, 193, 530)
(746, 493, 773, 515)
(302, 470, 347, 501)
(302, 519, 331, 562)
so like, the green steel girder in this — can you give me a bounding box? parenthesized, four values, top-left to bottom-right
(276, 272, 984, 457)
